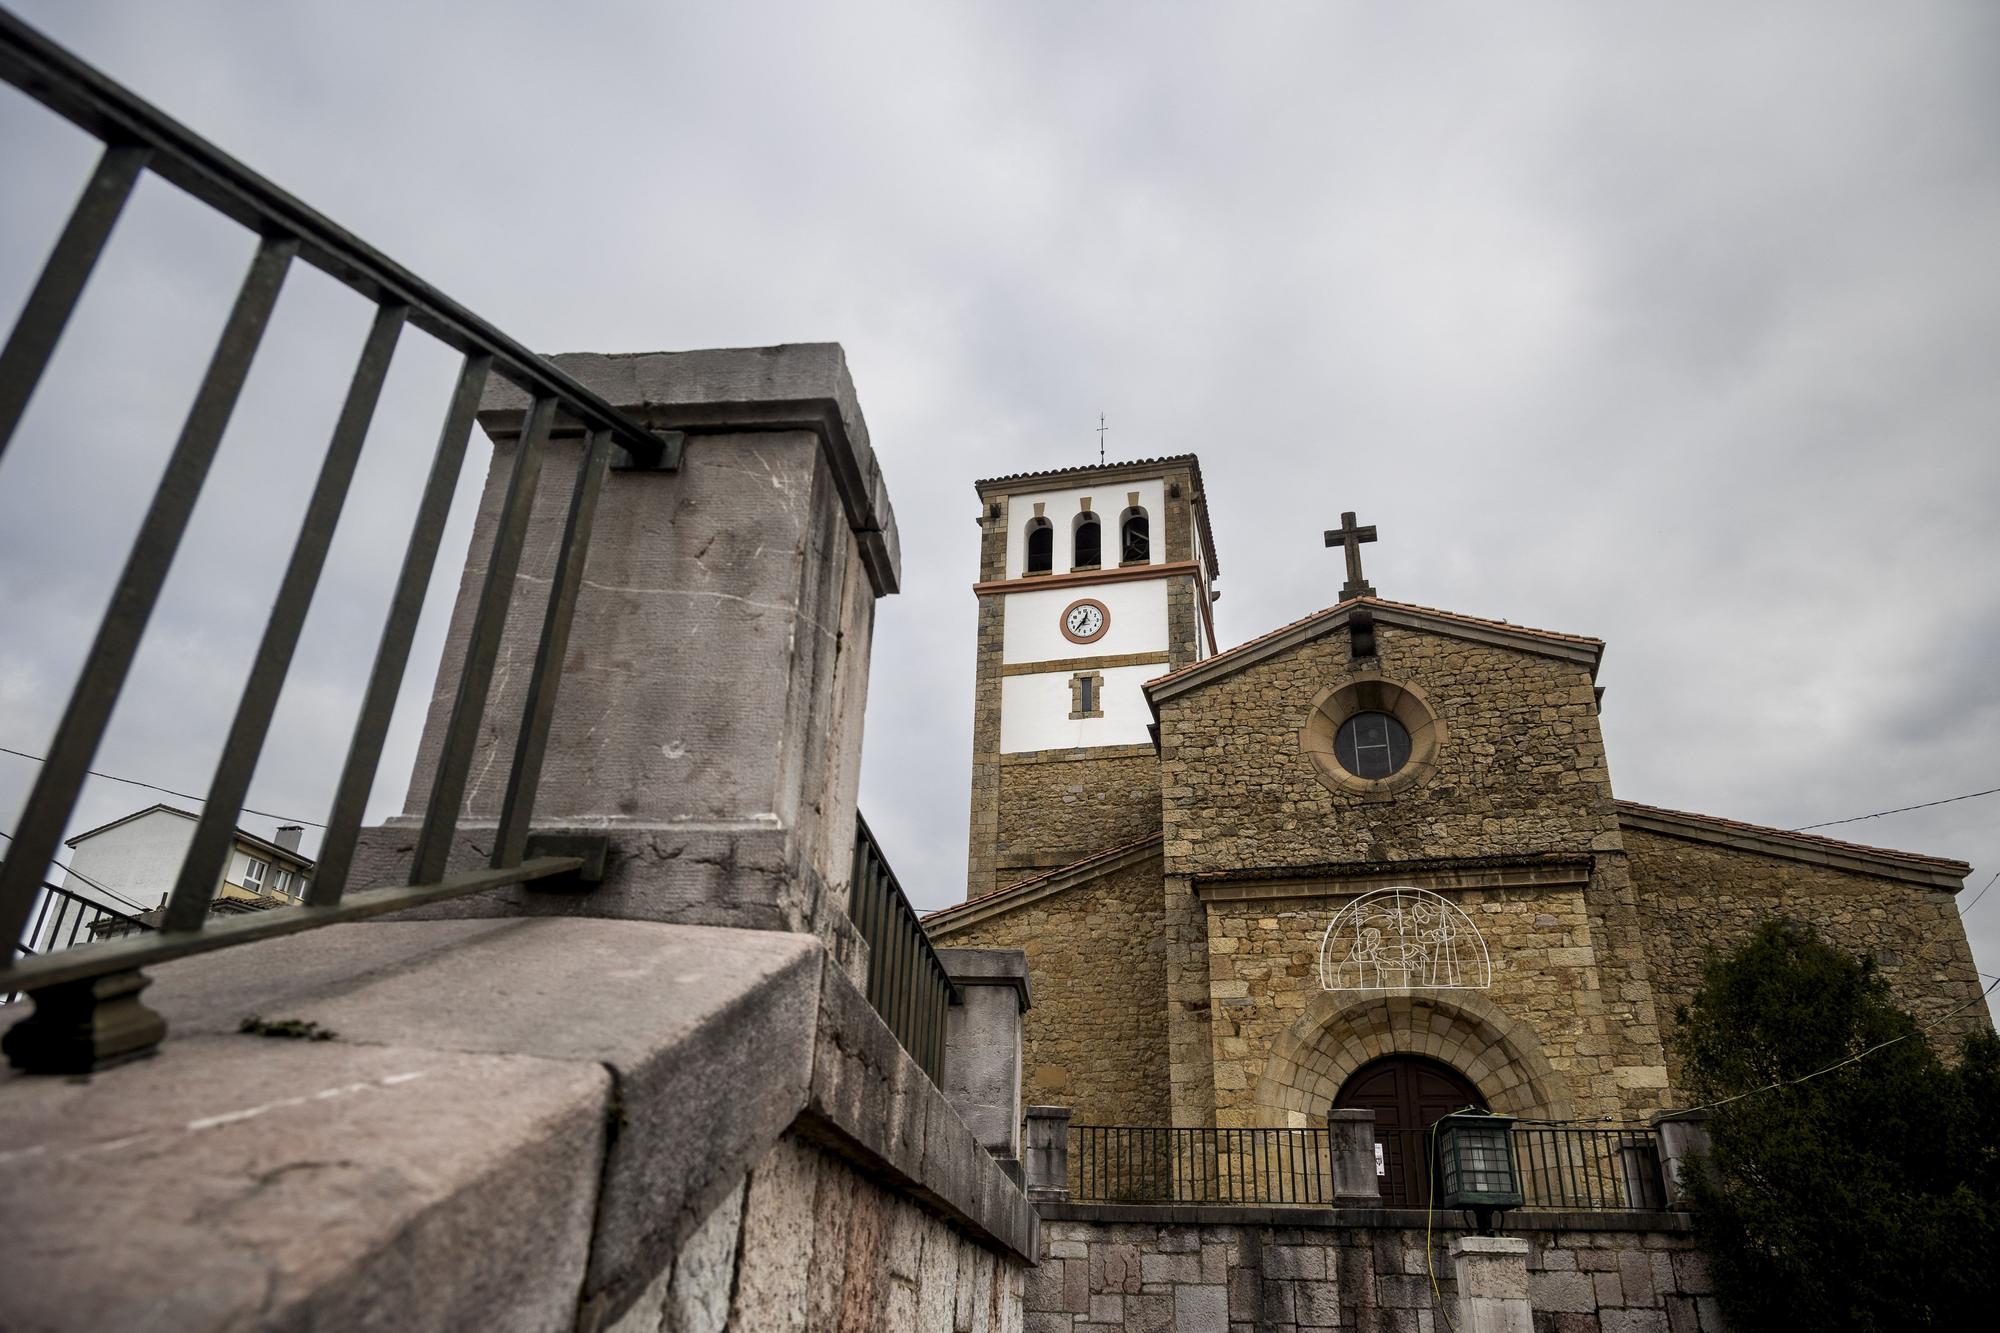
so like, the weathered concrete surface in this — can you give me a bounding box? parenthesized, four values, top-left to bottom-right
(1453, 1234, 1534, 1333)
(478, 344, 897, 596)
(372, 345, 893, 953)
(0, 1035, 608, 1333)
(938, 947, 1031, 1161)
(0, 917, 1034, 1331)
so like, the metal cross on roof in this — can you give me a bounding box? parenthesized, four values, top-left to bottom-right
(1324, 510, 1378, 601)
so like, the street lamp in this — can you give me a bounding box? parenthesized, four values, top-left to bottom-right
(1435, 1112, 1523, 1233)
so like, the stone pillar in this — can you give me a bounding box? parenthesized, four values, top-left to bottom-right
(1023, 1105, 1071, 1201)
(354, 345, 898, 961)
(1652, 1109, 1713, 1209)
(1327, 1108, 1381, 1205)
(1451, 1235, 1533, 1333)
(937, 948, 1032, 1173)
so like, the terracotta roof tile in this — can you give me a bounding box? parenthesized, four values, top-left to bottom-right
(922, 831, 1164, 922)
(1613, 799, 1971, 874)
(1146, 596, 1601, 692)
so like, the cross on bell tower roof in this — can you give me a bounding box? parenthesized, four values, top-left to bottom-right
(1324, 511, 1378, 601)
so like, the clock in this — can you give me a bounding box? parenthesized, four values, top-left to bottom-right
(1060, 598, 1110, 644)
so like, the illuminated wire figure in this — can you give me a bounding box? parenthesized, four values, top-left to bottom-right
(1318, 888, 1491, 991)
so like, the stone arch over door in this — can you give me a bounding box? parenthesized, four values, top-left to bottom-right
(1248, 989, 1574, 1128)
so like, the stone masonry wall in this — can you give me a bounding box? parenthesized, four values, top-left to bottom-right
(995, 748, 1163, 889)
(1157, 625, 1612, 876)
(1204, 880, 1661, 1124)
(1156, 623, 1669, 1125)
(1623, 826, 1990, 1094)
(1028, 1212, 1722, 1333)
(931, 854, 1172, 1126)
(614, 1129, 1025, 1333)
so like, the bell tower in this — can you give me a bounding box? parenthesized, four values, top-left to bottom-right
(964, 456, 1219, 898)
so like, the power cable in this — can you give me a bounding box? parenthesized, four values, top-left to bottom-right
(0, 743, 325, 829)
(0, 830, 150, 913)
(1792, 785, 2000, 832)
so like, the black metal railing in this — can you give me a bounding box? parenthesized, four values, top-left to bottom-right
(1069, 1123, 1666, 1212)
(849, 816, 956, 1083)
(1074, 1126, 1339, 1205)
(0, 11, 678, 1070)
(5, 883, 152, 1004)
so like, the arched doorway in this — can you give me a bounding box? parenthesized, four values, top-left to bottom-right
(1333, 1054, 1486, 1206)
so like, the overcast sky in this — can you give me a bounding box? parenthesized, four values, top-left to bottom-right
(2, 2, 1995, 1000)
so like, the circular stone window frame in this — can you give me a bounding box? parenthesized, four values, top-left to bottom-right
(1058, 597, 1111, 645)
(1299, 676, 1445, 800)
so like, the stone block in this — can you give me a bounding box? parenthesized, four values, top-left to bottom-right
(1265, 1245, 1329, 1280)
(1295, 1278, 1343, 1325)
(0, 1035, 607, 1333)
(1126, 1291, 1175, 1333)
(1139, 1252, 1199, 1285)
(1670, 1250, 1713, 1295)
(1602, 1312, 1670, 1333)
(1026, 1313, 1073, 1333)
(1086, 1292, 1124, 1324)
(1527, 1271, 1597, 1314)
(1618, 1251, 1660, 1306)
(730, 1136, 821, 1330)
(1593, 1271, 1625, 1306)
(1175, 1285, 1231, 1333)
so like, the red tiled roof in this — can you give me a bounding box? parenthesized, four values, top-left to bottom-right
(1146, 595, 1602, 693)
(1613, 800, 1972, 875)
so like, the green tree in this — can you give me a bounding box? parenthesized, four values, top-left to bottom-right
(1676, 918, 2000, 1332)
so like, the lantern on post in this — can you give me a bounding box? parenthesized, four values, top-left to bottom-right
(1435, 1111, 1523, 1233)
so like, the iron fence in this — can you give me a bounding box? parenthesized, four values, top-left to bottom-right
(1069, 1122, 1666, 1212)
(1073, 1126, 1339, 1205)
(5, 883, 152, 1004)
(848, 815, 956, 1082)
(0, 10, 678, 1071)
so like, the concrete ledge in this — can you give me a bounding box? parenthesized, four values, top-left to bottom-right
(479, 343, 899, 595)
(0, 918, 1033, 1331)
(1038, 1202, 1695, 1234)
(936, 947, 1033, 1007)
(0, 1033, 609, 1333)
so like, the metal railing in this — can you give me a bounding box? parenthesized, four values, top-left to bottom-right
(849, 815, 956, 1083)
(0, 11, 677, 1071)
(5, 883, 153, 1004)
(1069, 1122, 1666, 1212)
(1074, 1126, 1339, 1205)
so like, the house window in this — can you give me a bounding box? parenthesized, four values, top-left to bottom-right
(1025, 518, 1054, 573)
(1073, 513, 1101, 568)
(273, 869, 296, 897)
(241, 857, 268, 890)
(1121, 508, 1150, 563)
(1069, 671, 1104, 720)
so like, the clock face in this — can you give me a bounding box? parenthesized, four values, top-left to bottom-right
(1061, 599, 1109, 643)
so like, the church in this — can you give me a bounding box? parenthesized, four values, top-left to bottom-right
(924, 453, 1987, 1181)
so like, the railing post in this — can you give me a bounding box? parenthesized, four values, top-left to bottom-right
(936, 948, 1031, 1181)
(1024, 1104, 1072, 1201)
(1328, 1108, 1381, 1205)
(1651, 1109, 1713, 1210)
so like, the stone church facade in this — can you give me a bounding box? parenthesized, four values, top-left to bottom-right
(927, 455, 1986, 1141)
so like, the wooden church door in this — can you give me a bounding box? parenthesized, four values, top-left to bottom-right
(1333, 1054, 1486, 1206)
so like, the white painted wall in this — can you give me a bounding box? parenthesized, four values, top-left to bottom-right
(999, 663, 1160, 752)
(1002, 580, 1168, 664)
(59, 809, 195, 914)
(1002, 477, 1166, 578)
